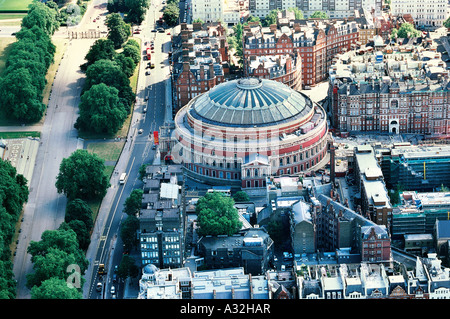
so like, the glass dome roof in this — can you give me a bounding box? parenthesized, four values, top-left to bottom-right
(189, 78, 312, 127)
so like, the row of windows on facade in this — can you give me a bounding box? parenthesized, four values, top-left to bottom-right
(141, 236, 179, 242)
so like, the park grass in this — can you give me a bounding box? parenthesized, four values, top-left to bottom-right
(87, 141, 125, 162)
(0, 13, 25, 22)
(0, 0, 33, 12)
(0, 131, 40, 139)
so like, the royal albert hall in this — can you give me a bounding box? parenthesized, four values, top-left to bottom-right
(170, 78, 330, 190)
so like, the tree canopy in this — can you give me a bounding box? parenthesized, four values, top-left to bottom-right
(396, 23, 421, 38)
(106, 13, 131, 49)
(196, 192, 242, 236)
(124, 189, 143, 216)
(26, 227, 88, 290)
(444, 16, 450, 29)
(163, 2, 180, 27)
(0, 2, 58, 123)
(288, 7, 304, 19)
(82, 38, 117, 70)
(55, 149, 110, 201)
(75, 83, 128, 134)
(310, 11, 328, 19)
(0, 159, 29, 299)
(31, 277, 83, 299)
(233, 191, 250, 202)
(65, 198, 94, 231)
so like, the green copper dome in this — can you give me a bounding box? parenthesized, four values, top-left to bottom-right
(189, 78, 312, 127)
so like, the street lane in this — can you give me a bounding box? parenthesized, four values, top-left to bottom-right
(85, 0, 172, 299)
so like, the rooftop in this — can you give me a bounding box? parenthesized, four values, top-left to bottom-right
(189, 78, 313, 127)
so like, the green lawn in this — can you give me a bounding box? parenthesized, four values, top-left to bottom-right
(0, 0, 33, 12)
(0, 131, 40, 139)
(0, 13, 25, 21)
(87, 141, 125, 162)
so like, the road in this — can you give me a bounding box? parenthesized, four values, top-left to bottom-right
(85, 0, 172, 299)
(11, 0, 114, 299)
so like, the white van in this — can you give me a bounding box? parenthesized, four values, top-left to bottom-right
(119, 173, 127, 185)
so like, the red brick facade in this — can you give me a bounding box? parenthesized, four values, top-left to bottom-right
(243, 20, 359, 88)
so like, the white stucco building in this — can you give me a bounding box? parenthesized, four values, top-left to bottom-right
(391, 0, 449, 29)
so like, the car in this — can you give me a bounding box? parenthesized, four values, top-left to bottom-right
(138, 129, 144, 134)
(110, 286, 116, 295)
(273, 256, 278, 262)
(150, 63, 155, 69)
(133, 31, 140, 34)
(146, 71, 150, 75)
(143, 107, 147, 113)
(157, 28, 165, 33)
(152, 145, 157, 150)
(96, 282, 102, 292)
(281, 265, 286, 271)
(112, 274, 117, 283)
(167, 32, 171, 35)
(114, 265, 118, 273)
(152, 29, 157, 32)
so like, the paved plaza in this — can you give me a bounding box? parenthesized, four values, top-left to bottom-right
(0, 137, 40, 185)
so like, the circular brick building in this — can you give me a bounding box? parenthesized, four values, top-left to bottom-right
(171, 78, 330, 190)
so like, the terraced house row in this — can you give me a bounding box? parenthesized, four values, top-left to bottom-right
(242, 18, 359, 88)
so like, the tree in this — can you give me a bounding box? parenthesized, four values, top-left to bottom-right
(117, 255, 139, 280)
(124, 189, 143, 216)
(310, 11, 328, 19)
(247, 15, 260, 24)
(84, 59, 135, 113)
(82, 38, 116, 70)
(396, 22, 421, 38)
(124, 0, 150, 24)
(262, 9, 279, 27)
(120, 215, 140, 252)
(0, 68, 45, 123)
(65, 198, 94, 231)
(444, 16, 450, 29)
(55, 149, 110, 200)
(163, 2, 179, 27)
(233, 191, 250, 202)
(15, 25, 56, 69)
(21, 1, 60, 36)
(106, 13, 131, 49)
(121, 42, 141, 65)
(75, 83, 128, 134)
(0, 159, 29, 299)
(26, 247, 80, 289)
(59, 220, 91, 251)
(115, 53, 137, 78)
(288, 7, 304, 20)
(196, 192, 242, 236)
(31, 277, 83, 299)
(390, 27, 398, 39)
(26, 228, 89, 289)
(193, 18, 204, 24)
